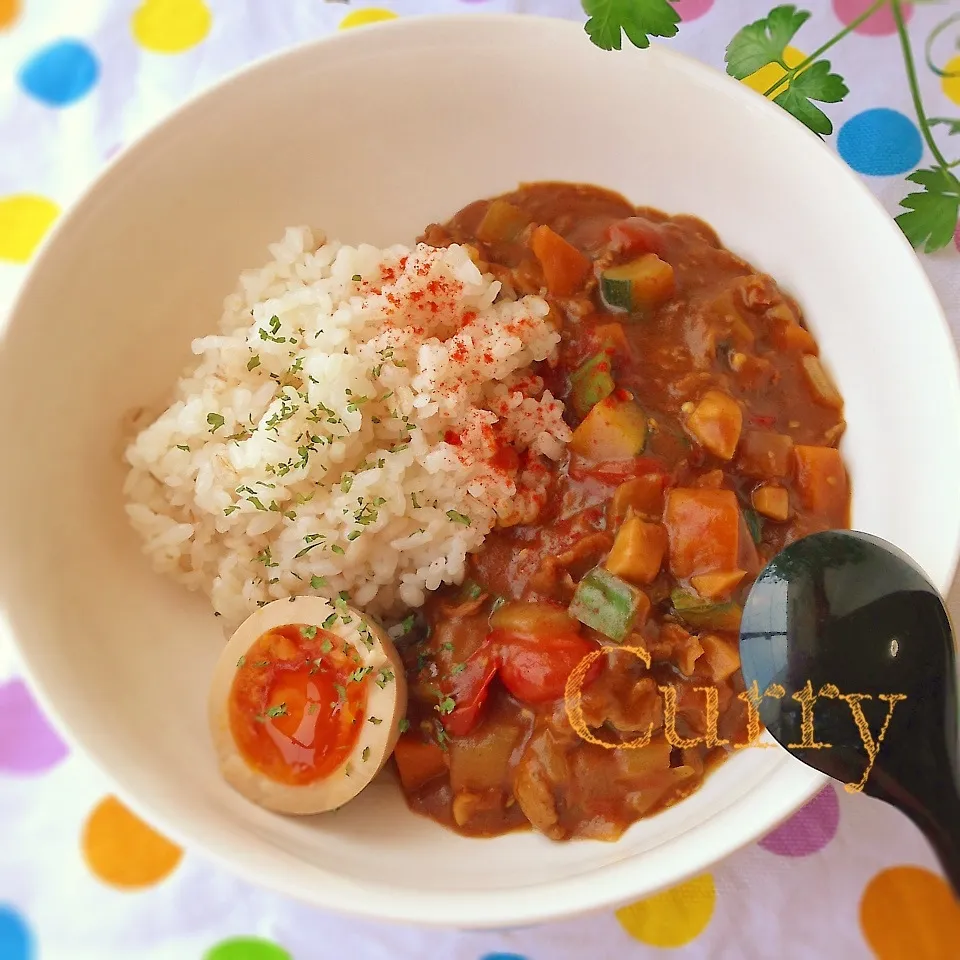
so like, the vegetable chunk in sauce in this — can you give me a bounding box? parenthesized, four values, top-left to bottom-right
(396, 182, 850, 841)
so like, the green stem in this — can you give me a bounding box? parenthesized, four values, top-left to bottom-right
(762, 0, 888, 99)
(924, 12, 960, 79)
(892, 0, 951, 170)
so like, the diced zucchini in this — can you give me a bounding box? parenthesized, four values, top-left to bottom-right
(569, 396, 648, 461)
(570, 567, 647, 642)
(476, 200, 529, 244)
(569, 352, 616, 419)
(600, 254, 675, 314)
(742, 507, 764, 544)
(671, 589, 743, 633)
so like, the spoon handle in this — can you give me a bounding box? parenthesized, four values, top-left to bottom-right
(914, 783, 960, 898)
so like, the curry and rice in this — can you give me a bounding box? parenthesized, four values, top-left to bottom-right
(124, 182, 850, 840)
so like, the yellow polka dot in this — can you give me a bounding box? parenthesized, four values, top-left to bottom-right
(338, 7, 398, 29)
(861, 865, 960, 960)
(82, 796, 183, 888)
(616, 873, 716, 948)
(0, 195, 59, 263)
(940, 55, 960, 108)
(132, 0, 211, 54)
(0, 0, 21, 30)
(743, 46, 806, 97)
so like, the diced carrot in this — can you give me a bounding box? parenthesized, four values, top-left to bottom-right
(608, 473, 667, 526)
(737, 430, 794, 479)
(752, 484, 790, 521)
(801, 355, 843, 410)
(690, 569, 746, 600)
(590, 322, 630, 357)
(530, 225, 592, 297)
(664, 488, 742, 578)
(693, 469, 725, 490)
(605, 516, 668, 585)
(684, 390, 743, 461)
(393, 734, 447, 793)
(794, 445, 849, 527)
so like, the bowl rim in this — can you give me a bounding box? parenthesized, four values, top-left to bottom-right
(4, 11, 960, 929)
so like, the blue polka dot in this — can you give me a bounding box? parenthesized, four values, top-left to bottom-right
(0, 905, 33, 960)
(18, 39, 99, 107)
(837, 108, 922, 176)
(480, 955, 530, 960)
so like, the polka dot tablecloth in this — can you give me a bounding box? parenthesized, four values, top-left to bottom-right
(2, 1, 960, 958)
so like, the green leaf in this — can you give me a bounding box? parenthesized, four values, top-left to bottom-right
(583, 0, 680, 52)
(930, 117, 960, 137)
(725, 4, 811, 79)
(895, 165, 960, 253)
(773, 60, 848, 136)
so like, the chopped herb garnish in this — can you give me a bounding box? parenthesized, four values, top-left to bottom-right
(347, 530, 362, 541)
(368, 716, 382, 725)
(441, 641, 454, 652)
(322, 614, 338, 629)
(352, 274, 362, 281)
(307, 702, 319, 715)
(341, 474, 354, 493)
(310, 575, 327, 589)
(376, 668, 395, 689)
(255, 547, 278, 567)
(176, 444, 190, 452)
(452, 663, 466, 676)
(265, 702, 287, 718)
(398, 718, 410, 733)
(362, 746, 371, 762)
(224, 505, 239, 516)
(247, 355, 261, 371)
(399, 614, 416, 635)
(436, 696, 456, 715)
(331, 544, 345, 555)
(446, 510, 471, 526)
(334, 683, 347, 701)
(320, 639, 333, 654)
(254, 659, 270, 667)
(236, 655, 246, 668)
(206, 412, 225, 433)
(295, 542, 325, 558)
(350, 666, 373, 683)
(301, 624, 318, 639)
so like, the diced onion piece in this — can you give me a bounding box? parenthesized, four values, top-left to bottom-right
(801, 355, 843, 409)
(684, 390, 743, 461)
(752, 484, 790, 521)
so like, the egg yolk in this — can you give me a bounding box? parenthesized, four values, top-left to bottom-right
(228, 624, 370, 786)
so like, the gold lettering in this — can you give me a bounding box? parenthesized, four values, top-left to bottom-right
(564, 645, 654, 750)
(788, 680, 832, 749)
(658, 685, 729, 749)
(828, 691, 907, 793)
(735, 679, 785, 748)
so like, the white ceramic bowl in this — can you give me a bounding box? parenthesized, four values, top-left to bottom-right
(2, 14, 959, 929)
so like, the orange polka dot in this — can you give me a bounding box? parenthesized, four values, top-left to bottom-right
(743, 46, 807, 97)
(860, 865, 960, 960)
(0, 0, 20, 30)
(616, 873, 716, 947)
(82, 796, 183, 888)
(338, 8, 398, 29)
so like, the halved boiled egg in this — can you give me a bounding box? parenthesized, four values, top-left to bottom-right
(208, 596, 407, 815)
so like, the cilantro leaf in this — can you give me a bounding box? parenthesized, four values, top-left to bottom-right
(583, 0, 680, 52)
(773, 59, 848, 136)
(930, 118, 960, 137)
(725, 4, 810, 79)
(895, 165, 960, 253)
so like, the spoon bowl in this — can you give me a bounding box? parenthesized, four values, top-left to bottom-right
(739, 529, 960, 891)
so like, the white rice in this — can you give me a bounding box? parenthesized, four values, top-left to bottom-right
(123, 227, 571, 628)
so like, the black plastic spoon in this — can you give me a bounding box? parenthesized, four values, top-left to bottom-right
(738, 529, 960, 894)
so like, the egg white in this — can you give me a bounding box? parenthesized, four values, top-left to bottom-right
(208, 595, 407, 815)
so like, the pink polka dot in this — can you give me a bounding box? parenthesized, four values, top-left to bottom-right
(0, 679, 68, 774)
(759, 784, 839, 856)
(832, 0, 912, 36)
(673, 0, 714, 21)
